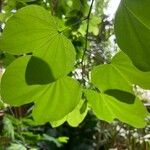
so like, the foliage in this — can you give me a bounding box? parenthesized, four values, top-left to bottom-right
(0, 0, 150, 149)
(115, 0, 150, 71)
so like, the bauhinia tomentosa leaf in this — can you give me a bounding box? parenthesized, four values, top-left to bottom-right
(1, 56, 81, 122)
(115, 0, 150, 71)
(32, 76, 81, 123)
(1, 56, 46, 105)
(92, 51, 150, 94)
(51, 100, 88, 127)
(0, 5, 76, 78)
(85, 90, 148, 128)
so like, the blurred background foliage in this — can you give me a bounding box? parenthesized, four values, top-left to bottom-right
(0, 0, 150, 149)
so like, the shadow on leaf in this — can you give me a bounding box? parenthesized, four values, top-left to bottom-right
(25, 56, 55, 85)
(105, 89, 135, 104)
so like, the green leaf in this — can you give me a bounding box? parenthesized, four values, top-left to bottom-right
(43, 134, 62, 148)
(85, 90, 148, 128)
(51, 117, 66, 128)
(0, 5, 76, 78)
(1, 56, 47, 106)
(0, 5, 56, 54)
(78, 15, 100, 36)
(51, 100, 88, 127)
(32, 77, 81, 123)
(115, 0, 150, 71)
(7, 143, 27, 150)
(67, 100, 88, 127)
(1, 56, 81, 122)
(1, 53, 16, 67)
(92, 51, 150, 94)
(3, 116, 15, 140)
(57, 136, 69, 144)
(34, 34, 76, 78)
(0, 100, 4, 108)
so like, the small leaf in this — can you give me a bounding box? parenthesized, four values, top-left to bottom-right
(115, 0, 150, 71)
(51, 100, 88, 127)
(85, 90, 148, 128)
(57, 136, 69, 144)
(51, 117, 66, 128)
(67, 100, 88, 127)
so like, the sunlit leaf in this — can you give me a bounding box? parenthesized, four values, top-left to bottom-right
(115, 0, 150, 71)
(1, 56, 81, 122)
(51, 100, 88, 127)
(1, 56, 46, 106)
(92, 52, 150, 94)
(0, 5, 76, 78)
(85, 90, 148, 128)
(32, 77, 81, 123)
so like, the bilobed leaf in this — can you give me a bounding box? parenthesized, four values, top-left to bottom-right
(34, 34, 76, 78)
(51, 100, 88, 127)
(92, 52, 150, 94)
(85, 90, 148, 128)
(1, 56, 47, 106)
(0, 5, 82, 124)
(32, 77, 81, 123)
(1, 56, 81, 122)
(0, 5, 76, 78)
(115, 0, 150, 71)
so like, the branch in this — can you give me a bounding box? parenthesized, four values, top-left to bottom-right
(59, 17, 87, 33)
(0, 0, 2, 12)
(81, 0, 94, 83)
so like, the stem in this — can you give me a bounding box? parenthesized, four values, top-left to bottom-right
(59, 17, 87, 33)
(81, 0, 95, 84)
(0, 0, 3, 32)
(50, 0, 58, 16)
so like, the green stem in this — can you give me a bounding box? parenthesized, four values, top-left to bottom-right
(81, 0, 95, 84)
(59, 17, 87, 33)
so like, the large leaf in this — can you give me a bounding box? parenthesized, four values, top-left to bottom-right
(51, 100, 88, 127)
(1, 56, 47, 105)
(32, 77, 82, 123)
(85, 90, 148, 128)
(1, 56, 81, 122)
(0, 5, 57, 54)
(115, 0, 150, 71)
(92, 52, 150, 94)
(0, 5, 76, 78)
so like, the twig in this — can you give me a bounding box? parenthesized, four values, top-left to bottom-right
(50, 0, 58, 16)
(59, 17, 87, 33)
(81, 0, 95, 84)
